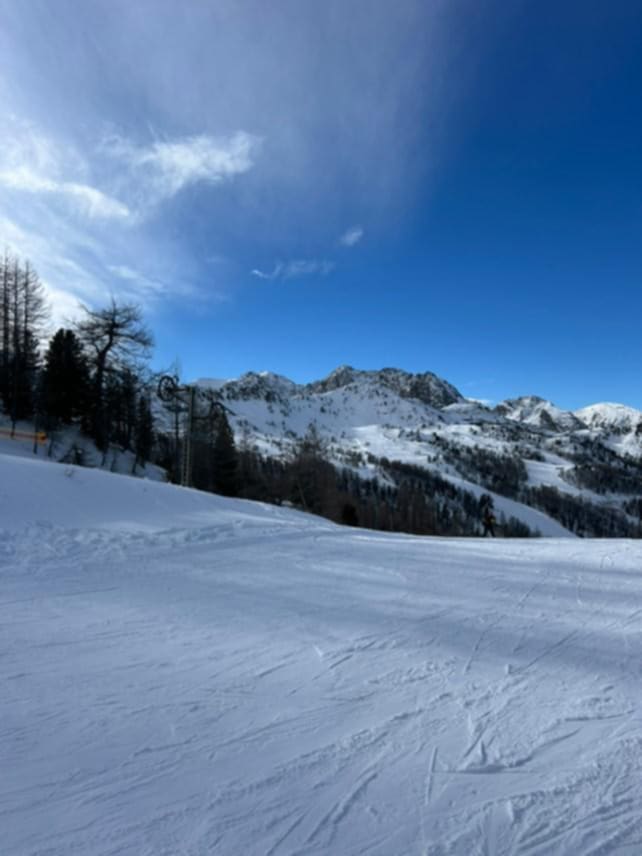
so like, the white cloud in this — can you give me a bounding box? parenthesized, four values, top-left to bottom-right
(283, 259, 334, 279)
(109, 131, 261, 201)
(61, 182, 130, 220)
(43, 283, 86, 328)
(107, 264, 167, 297)
(1, 118, 62, 174)
(0, 118, 245, 318)
(339, 225, 364, 247)
(0, 215, 104, 309)
(0, 167, 130, 220)
(251, 262, 284, 281)
(0, 166, 56, 193)
(1, 118, 260, 225)
(251, 259, 335, 281)
(0, 121, 130, 221)
(0, 213, 165, 327)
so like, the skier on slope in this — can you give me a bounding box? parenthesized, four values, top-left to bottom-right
(482, 507, 496, 537)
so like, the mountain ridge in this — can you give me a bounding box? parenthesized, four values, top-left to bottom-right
(181, 365, 642, 538)
(196, 365, 642, 430)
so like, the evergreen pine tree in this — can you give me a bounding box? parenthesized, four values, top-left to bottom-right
(211, 409, 239, 496)
(41, 329, 90, 426)
(108, 368, 138, 449)
(134, 395, 154, 470)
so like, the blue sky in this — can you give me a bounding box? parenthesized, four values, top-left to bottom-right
(1, 1, 642, 409)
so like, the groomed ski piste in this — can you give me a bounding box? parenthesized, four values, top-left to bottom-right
(2, 450, 642, 855)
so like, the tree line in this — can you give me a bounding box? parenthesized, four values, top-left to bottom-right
(1, 252, 155, 469)
(226, 424, 535, 537)
(430, 432, 642, 537)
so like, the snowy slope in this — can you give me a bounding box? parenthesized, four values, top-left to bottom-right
(497, 395, 585, 432)
(3, 453, 642, 855)
(576, 402, 642, 433)
(0, 416, 166, 480)
(575, 403, 642, 457)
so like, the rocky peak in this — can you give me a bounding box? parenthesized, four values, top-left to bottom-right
(217, 371, 298, 403)
(306, 366, 463, 408)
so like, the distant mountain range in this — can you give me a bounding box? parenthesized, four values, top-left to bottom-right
(184, 366, 642, 537)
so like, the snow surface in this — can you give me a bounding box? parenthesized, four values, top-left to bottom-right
(0, 416, 166, 481)
(3, 452, 642, 854)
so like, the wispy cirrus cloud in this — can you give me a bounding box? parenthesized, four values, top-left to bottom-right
(250, 265, 279, 281)
(107, 264, 168, 297)
(0, 166, 130, 220)
(0, 113, 261, 316)
(105, 131, 261, 203)
(1, 115, 261, 222)
(251, 259, 335, 281)
(0, 118, 130, 221)
(0, 214, 108, 327)
(339, 225, 364, 247)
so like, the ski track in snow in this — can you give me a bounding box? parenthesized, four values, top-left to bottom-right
(2, 461, 642, 854)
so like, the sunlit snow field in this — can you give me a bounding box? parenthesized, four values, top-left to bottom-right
(2, 452, 642, 855)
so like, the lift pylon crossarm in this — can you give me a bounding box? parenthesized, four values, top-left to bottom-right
(156, 377, 235, 488)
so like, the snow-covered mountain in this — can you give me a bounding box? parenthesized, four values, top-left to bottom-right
(185, 365, 642, 537)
